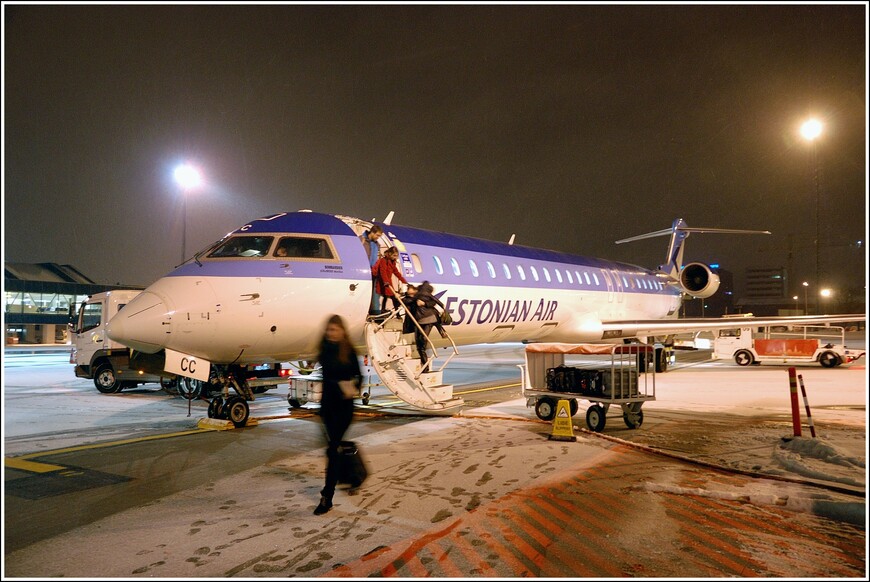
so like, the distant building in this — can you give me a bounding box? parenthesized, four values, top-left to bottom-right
(3, 262, 142, 344)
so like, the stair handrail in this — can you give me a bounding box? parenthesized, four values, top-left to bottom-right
(372, 297, 459, 379)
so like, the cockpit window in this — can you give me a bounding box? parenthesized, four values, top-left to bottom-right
(273, 236, 334, 259)
(208, 236, 275, 258)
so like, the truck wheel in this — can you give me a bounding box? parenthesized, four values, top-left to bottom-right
(569, 399, 579, 417)
(534, 397, 557, 421)
(734, 350, 754, 366)
(94, 363, 123, 393)
(819, 351, 841, 368)
(287, 397, 303, 408)
(177, 377, 202, 400)
(224, 396, 250, 428)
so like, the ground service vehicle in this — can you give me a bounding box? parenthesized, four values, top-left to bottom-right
(70, 290, 167, 393)
(71, 290, 289, 400)
(712, 325, 865, 368)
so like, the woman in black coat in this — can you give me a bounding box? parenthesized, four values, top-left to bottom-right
(314, 314, 362, 515)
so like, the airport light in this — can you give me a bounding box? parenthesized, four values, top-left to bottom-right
(800, 118, 823, 314)
(819, 288, 833, 314)
(793, 295, 799, 314)
(802, 281, 809, 315)
(173, 163, 203, 264)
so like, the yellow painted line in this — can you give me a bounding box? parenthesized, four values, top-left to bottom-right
(5, 427, 215, 474)
(361, 381, 521, 408)
(4, 458, 66, 473)
(455, 382, 521, 395)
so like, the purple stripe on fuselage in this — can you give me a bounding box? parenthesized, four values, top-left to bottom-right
(163, 211, 677, 298)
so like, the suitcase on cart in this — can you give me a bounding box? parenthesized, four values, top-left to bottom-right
(337, 441, 368, 488)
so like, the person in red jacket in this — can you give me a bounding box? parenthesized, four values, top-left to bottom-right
(373, 246, 408, 316)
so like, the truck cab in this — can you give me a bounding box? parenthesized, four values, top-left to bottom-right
(70, 290, 167, 392)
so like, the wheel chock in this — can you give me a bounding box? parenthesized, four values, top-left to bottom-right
(548, 399, 577, 442)
(197, 417, 259, 430)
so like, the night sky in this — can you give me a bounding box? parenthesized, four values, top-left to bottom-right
(3, 4, 867, 300)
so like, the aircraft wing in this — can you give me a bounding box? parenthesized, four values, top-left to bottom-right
(597, 313, 866, 341)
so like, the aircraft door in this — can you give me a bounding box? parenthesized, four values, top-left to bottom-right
(610, 269, 624, 303)
(601, 270, 614, 303)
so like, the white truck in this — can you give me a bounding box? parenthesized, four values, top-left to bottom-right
(70, 290, 289, 397)
(70, 289, 168, 393)
(712, 324, 865, 368)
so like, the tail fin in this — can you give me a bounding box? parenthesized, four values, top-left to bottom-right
(615, 218, 770, 279)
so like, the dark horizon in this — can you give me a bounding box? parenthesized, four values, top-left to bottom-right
(3, 3, 867, 301)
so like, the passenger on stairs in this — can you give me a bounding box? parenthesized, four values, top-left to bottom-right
(414, 281, 447, 368)
(373, 247, 408, 316)
(360, 225, 384, 316)
(401, 284, 419, 335)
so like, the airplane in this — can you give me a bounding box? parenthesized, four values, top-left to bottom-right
(105, 210, 866, 426)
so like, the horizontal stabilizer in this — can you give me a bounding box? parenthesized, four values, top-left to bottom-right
(615, 226, 770, 245)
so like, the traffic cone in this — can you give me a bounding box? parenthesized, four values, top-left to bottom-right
(549, 399, 577, 442)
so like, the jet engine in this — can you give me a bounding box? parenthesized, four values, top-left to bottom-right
(679, 262, 720, 299)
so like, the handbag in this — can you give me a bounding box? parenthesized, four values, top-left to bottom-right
(338, 379, 358, 399)
(439, 308, 453, 326)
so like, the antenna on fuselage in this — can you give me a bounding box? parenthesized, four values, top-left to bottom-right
(508, 234, 516, 245)
(383, 211, 394, 225)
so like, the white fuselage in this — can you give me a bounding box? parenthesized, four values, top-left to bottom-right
(106, 212, 683, 364)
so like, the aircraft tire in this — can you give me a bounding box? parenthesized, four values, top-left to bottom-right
(207, 396, 224, 419)
(585, 405, 606, 432)
(819, 351, 840, 368)
(93, 363, 123, 394)
(534, 397, 557, 421)
(734, 350, 754, 366)
(287, 395, 304, 408)
(225, 396, 250, 427)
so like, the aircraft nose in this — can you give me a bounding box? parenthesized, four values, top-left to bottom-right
(106, 291, 173, 354)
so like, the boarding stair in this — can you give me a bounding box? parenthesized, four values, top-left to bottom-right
(364, 308, 464, 411)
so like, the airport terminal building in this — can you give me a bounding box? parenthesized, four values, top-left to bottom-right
(4, 262, 141, 345)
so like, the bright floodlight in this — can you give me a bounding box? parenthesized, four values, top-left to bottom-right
(800, 118, 823, 141)
(174, 164, 202, 190)
(820, 288, 833, 298)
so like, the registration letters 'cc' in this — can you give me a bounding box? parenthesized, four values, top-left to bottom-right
(181, 357, 197, 374)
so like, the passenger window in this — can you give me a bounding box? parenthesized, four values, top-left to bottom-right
(575, 271, 583, 285)
(433, 256, 444, 275)
(554, 269, 562, 284)
(411, 253, 423, 273)
(565, 270, 572, 284)
(543, 268, 552, 283)
(487, 261, 496, 278)
(517, 265, 526, 281)
(450, 257, 461, 276)
(273, 236, 333, 259)
(584, 272, 591, 285)
(469, 259, 479, 277)
(209, 236, 276, 258)
(529, 266, 539, 281)
(503, 264, 512, 279)
(592, 273, 600, 286)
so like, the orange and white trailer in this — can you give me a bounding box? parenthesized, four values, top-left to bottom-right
(712, 325, 864, 368)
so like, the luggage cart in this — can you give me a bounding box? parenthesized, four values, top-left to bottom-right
(518, 342, 656, 432)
